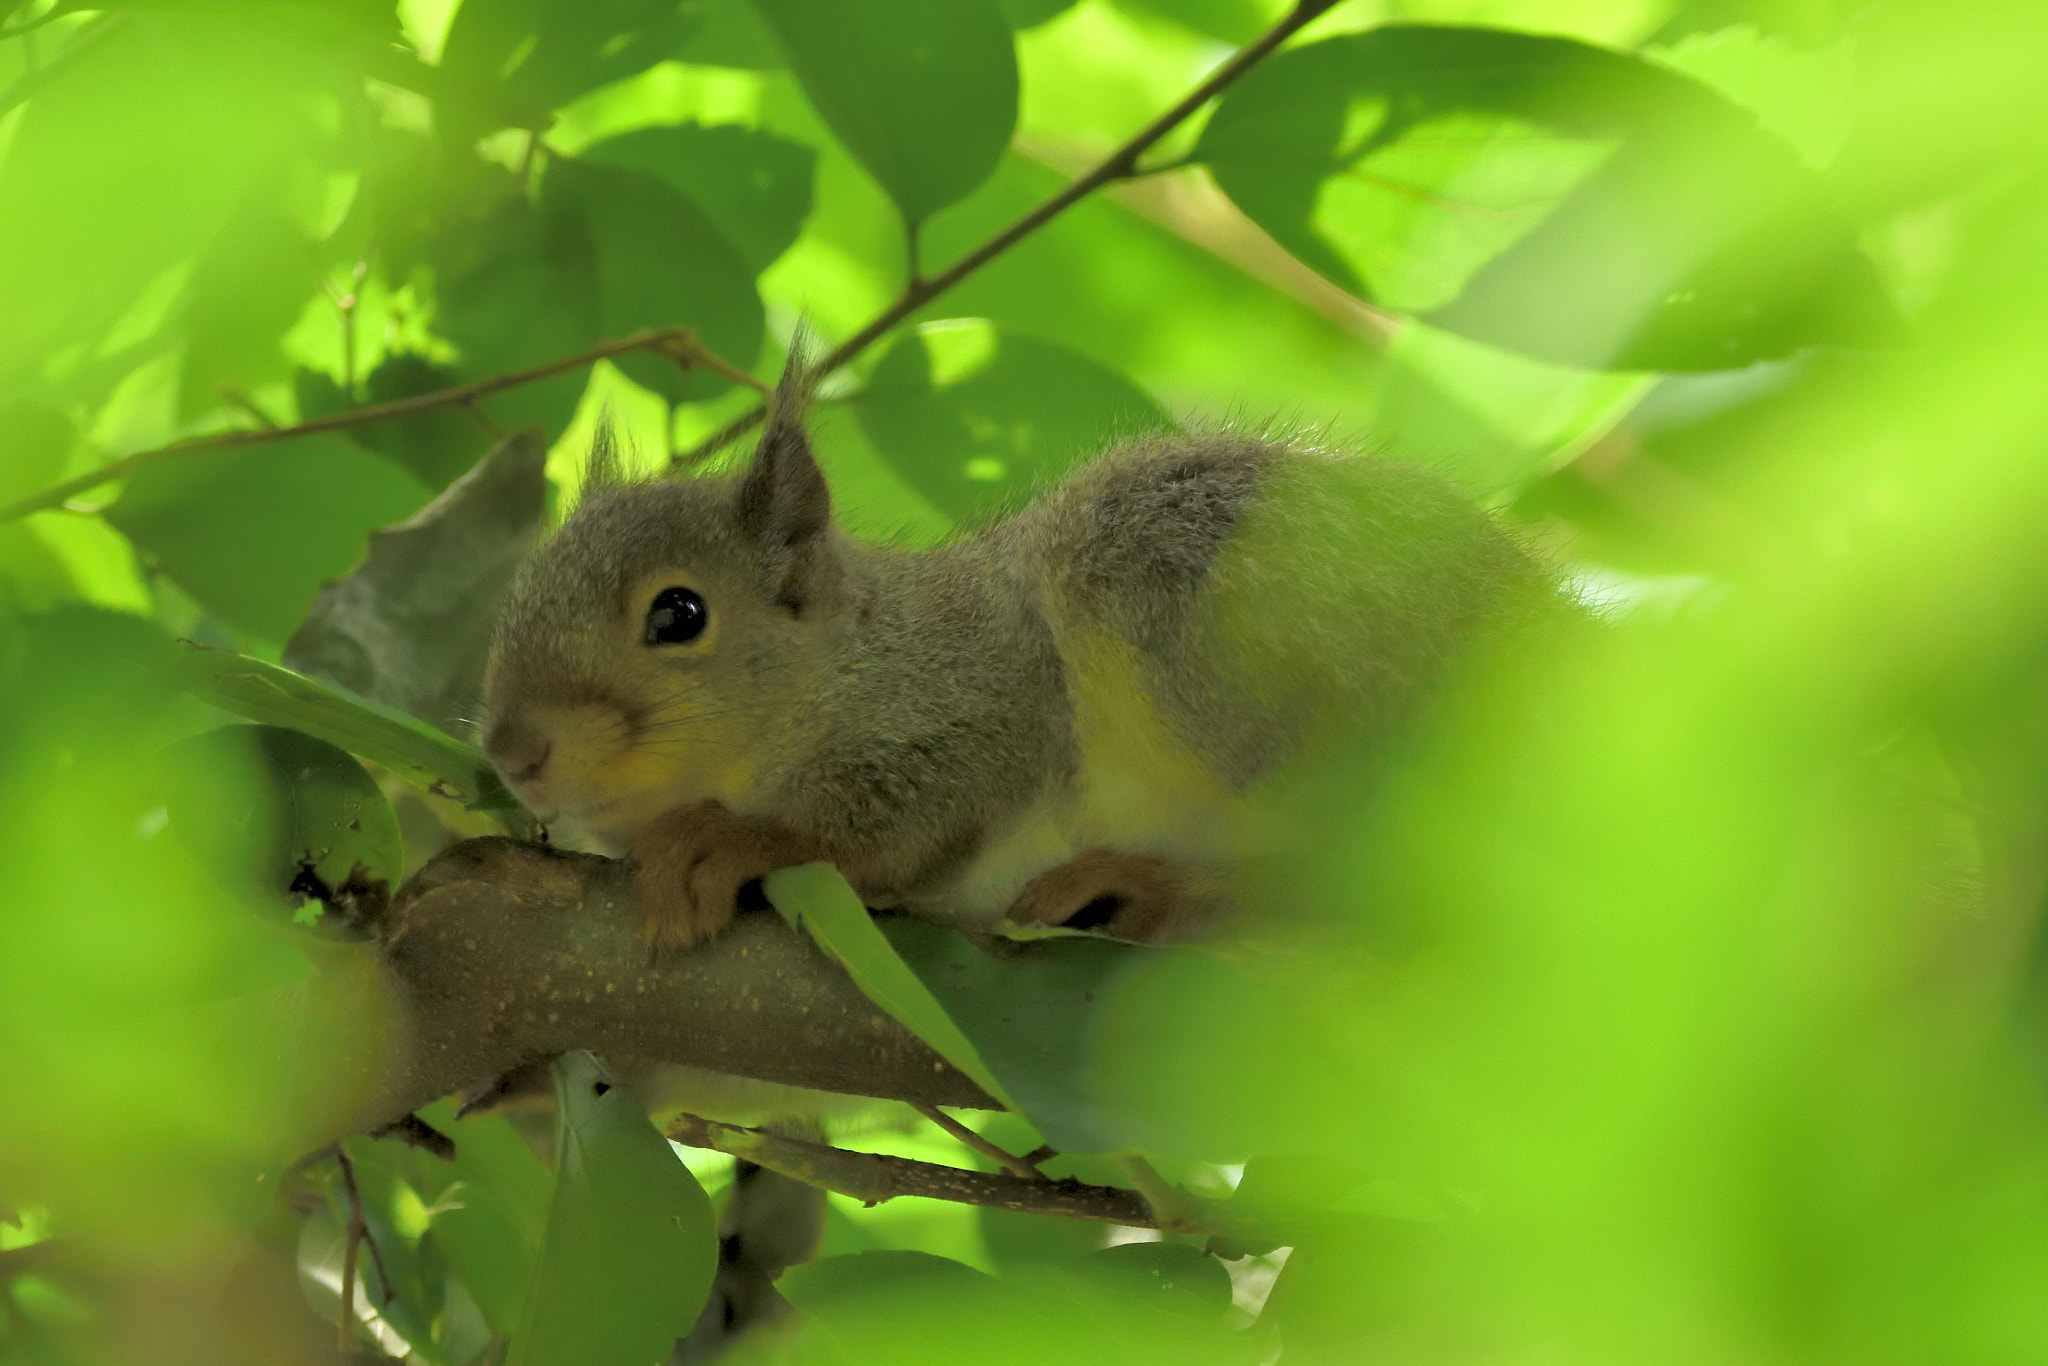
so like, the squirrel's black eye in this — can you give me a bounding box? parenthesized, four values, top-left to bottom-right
(644, 586, 708, 645)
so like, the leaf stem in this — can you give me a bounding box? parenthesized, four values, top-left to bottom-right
(0, 326, 768, 527)
(673, 0, 1341, 466)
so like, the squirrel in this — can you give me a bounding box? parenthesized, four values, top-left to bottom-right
(481, 360, 1550, 955)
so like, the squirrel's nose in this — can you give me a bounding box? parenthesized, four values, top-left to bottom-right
(485, 716, 552, 784)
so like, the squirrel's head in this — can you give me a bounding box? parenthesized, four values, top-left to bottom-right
(481, 400, 840, 848)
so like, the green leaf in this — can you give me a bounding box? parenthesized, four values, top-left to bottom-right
(1086, 1241, 1234, 1322)
(751, 0, 1019, 226)
(438, 0, 706, 134)
(507, 1052, 716, 1366)
(544, 158, 766, 401)
(580, 122, 818, 274)
(783, 1249, 1251, 1364)
(1117, 0, 1276, 45)
(176, 191, 314, 421)
(1196, 24, 1902, 371)
(105, 435, 433, 641)
(155, 724, 401, 925)
(348, 356, 497, 489)
(0, 403, 74, 506)
(762, 864, 1019, 1110)
(429, 188, 600, 437)
(414, 1100, 552, 1335)
(854, 321, 1166, 519)
(1000, 0, 1082, 28)
(882, 917, 1154, 1154)
(171, 643, 519, 812)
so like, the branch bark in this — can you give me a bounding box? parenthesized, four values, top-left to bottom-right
(673, 0, 1344, 467)
(327, 838, 998, 1140)
(0, 326, 766, 527)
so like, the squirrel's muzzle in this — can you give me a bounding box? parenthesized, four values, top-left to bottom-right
(485, 712, 553, 785)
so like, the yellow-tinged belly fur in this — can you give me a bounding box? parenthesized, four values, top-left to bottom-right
(946, 623, 1239, 924)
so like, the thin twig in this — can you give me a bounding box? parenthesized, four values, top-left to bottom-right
(673, 0, 1341, 468)
(913, 1102, 1046, 1180)
(667, 1112, 1248, 1237)
(0, 325, 768, 526)
(335, 1145, 364, 1352)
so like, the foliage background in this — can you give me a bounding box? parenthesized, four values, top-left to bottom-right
(5, 0, 2048, 1361)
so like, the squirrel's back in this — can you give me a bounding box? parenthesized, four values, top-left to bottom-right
(929, 430, 1544, 923)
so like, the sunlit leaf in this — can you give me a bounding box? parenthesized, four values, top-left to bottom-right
(763, 863, 1019, 1110)
(854, 321, 1167, 518)
(1197, 24, 1902, 370)
(507, 1052, 716, 1366)
(172, 644, 520, 812)
(752, 0, 1019, 227)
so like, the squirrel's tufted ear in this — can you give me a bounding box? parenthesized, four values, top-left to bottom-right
(736, 343, 831, 553)
(583, 412, 627, 492)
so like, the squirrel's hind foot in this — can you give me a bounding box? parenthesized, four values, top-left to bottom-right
(1008, 848, 1222, 944)
(632, 801, 822, 957)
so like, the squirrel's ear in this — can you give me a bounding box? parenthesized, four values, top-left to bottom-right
(735, 345, 831, 555)
(583, 412, 626, 492)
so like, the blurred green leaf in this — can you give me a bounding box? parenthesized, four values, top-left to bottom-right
(1002, 0, 1083, 28)
(0, 15, 341, 397)
(580, 122, 818, 273)
(752, 0, 1019, 227)
(438, 0, 706, 135)
(1117, 0, 1277, 44)
(855, 320, 1168, 518)
(171, 643, 519, 812)
(545, 157, 766, 400)
(156, 724, 401, 926)
(782, 1247, 1251, 1364)
(508, 1052, 716, 1366)
(106, 434, 433, 641)
(414, 1100, 552, 1335)
(175, 190, 314, 420)
(0, 403, 74, 505)
(763, 863, 1019, 1109)
(1197, 24, 1903, 370)
(1086, 1241, 1234, 1322)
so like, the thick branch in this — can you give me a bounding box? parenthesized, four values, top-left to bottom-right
(320, 838, 998, 1139)
(674, 0, 1342, 467)
(0, 326, 766, 527)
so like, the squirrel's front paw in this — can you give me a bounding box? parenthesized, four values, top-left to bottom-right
(1008, 848, 1213, 944)
(630, 802, 819, 957)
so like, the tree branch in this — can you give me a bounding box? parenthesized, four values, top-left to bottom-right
(0, 326, 768, 527)
(673, 0, 1342, 467)
(304, 838, 1000, 1145)
(668, 1113, 1248, 1236)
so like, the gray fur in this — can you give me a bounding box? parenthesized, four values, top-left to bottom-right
(486, 420, 1542, 910)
